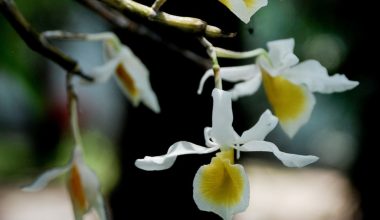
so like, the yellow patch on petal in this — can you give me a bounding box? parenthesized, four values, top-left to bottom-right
(244, 0, 256, 8)
(198, 149, 245, 206)
(68, 164, 88, 213)
(217, 148, 235, 164)
(116, 63, 139, 101)
(219, 0, 232, 8)
(261, 68, 309, 124)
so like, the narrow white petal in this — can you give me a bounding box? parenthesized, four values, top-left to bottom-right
(22, 165, 71, 192)
(197, 70, 213, 95)
(77, 162, 101, 205)
(93, 194, 108, 220)
(239, 110, 278, 143)
(211, 89, 239, 147)
(237, 141, 319, 167)
(141, 89, 161, 113)
(220, 64, 258, 82)
(248, 0, 268, 15)
(267, 38, 299, 72)
(284, 60, 359, 93)
(86, 56, 121, 83)
(135, 141, 219, 171)
(229, 72, 262, 100)
(198, 65, 259, 95)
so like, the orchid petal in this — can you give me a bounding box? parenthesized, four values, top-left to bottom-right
(218, 0, 251, 23)
(261, 68, 316, 138)
(22, 164, 71, 192)
(284, 60, 359, 93)
(237, 140, 319, 167)
(239, 110, 278, 143)
(135, 141, 219, 171)
(68, 163, 89, 216)
(197, 70, 213, 95)
(267, 38, 299, 70)
(245, 0, 268, 18)
(219, 64, 258, 82)
(204, 127, 219, 148)
(140, 82, 161, 113)
(93, 194, 108, 220)
(218, 0, 268, 23)
(229, 71, 262, 100)
(114, 62, 141, 107)
(211, 89, 239, 146)
(116, 46, 160, 112)
(193, 150, 249, 220)
(198, 65, 258, 95)
(87, 54, 122, 83)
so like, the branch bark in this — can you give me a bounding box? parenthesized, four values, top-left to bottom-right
(75, 0, 211, 69)
(98, 0, 235, 38)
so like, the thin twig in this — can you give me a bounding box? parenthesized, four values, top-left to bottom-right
(66, 72, 83, 149)
(151, 0, 166, 13)
(0, 0, 94, 81)
(75, 0, 211, 69)
(98, 0, 235, 38)
(199, 37, 222, 89)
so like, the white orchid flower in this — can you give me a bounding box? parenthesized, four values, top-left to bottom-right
(136, 88, 318, 220)
(259, 38, 359, 137)
(218, 0, 268, 23)
(89, 33, 160, 113)
(23, 147, 107, 220)
(199, 38, 359, 138)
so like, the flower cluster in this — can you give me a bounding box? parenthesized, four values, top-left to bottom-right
(18, 1, 359, 220)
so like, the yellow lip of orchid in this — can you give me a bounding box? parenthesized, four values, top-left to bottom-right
(218, 0, 268, 23)
(22, 147, 108, 220)
(136, 88, 318, 219)
(193, 149, 249, 220)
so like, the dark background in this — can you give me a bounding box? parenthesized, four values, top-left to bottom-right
(0, 0, 377, 219)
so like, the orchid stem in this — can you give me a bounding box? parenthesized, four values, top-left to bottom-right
(215, 47, 266, 59)
(200, 37, 222, 89)
(66, 72, 83, 151)
(151, 0, 166, 12)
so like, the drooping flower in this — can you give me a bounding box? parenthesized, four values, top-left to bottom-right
(89, 33, 160, 113)
(136, 88, 318, 219)
(198, 38, 359, 137)
(218, 0, 268, 23)
(23, 146, 107, 220)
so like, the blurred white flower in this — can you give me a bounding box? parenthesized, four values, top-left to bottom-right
(89, 33, 160, 113)
(23, 147, 107, 220)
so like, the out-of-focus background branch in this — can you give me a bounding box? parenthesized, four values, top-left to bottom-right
(0, 0, 93, 81)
